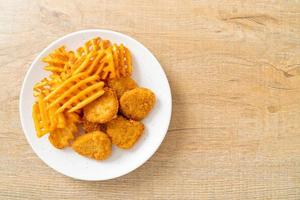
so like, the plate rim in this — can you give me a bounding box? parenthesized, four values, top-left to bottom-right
(19, 29, 172, 181)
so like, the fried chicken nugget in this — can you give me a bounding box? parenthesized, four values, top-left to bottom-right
(49, 123, 78, 149)
(82, 117, 106, 133)
(107, 77, 137, 99)
(83, 88, 118, 123)
(49, 129, 73, 149)
(120, 88, 156, 120)
(72, 131, 112, 160)
(106, 116, 144, 149)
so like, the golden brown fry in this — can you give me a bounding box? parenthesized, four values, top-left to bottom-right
(75, 40, 132, 80)
(120, 88, 156, 120)
(32, 102, 48, 137)
(32, 93, 54, 137)
(106, 116, 144, 149)
(45, 73, 105, 113)
(83, 88, 118, 123)
(42, 46, 73, 75)
(107, 76, 137, 99)
(72, 131, 112, 160)
(76, 37, 111, 57)
(72, 38, 132, 80)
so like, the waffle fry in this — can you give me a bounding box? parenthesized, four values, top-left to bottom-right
(45, 73, 88, 101)
(65, 82, 105, 113)
(112, 44, 132, 77)
(71, 37, 132, 80)
(38, 94, 50, 131)
(33, 74, 63, 97)
(45, 72, 105, 113)
(72, 51, 100, 75)
(32, 102, 47, 137)
(32, 97, 80, 137)
(32, 94, 58, 137)
(76, 37, 111, 57)
(43, 46, 73, 74)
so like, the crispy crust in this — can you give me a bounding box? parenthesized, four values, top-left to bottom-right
(106, 116, 144, 149)
(120, 88, 156, 120)
(107, 77, 137, 99)
(72, 131, 112, 160)
(49, 123, 78, 149)
(83, 88, 118, 123)
(82, 118, 106, 133)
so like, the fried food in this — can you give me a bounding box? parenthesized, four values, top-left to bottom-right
(67, 37, 132, 80)
(42, 46, 73, 75)
(46, 73, 105, 113)
(84, 88, 118, 123)
(49, 122, 78, 149)
(106, 116, 144, 149)
(32, 91, 80, 138)
(120, 88, 156, 120)
(72, 131, 112, 160)
(82, 117, 106, 133)
(107, 76, 137, 98)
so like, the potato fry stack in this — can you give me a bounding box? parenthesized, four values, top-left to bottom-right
(32, 37, 132, 148)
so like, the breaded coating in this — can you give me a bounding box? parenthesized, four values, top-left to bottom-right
(49, 123, 77, 149)
(120, 88, 156, 120)
(84, 88, 118, 123)
(106, 116, 144, 149)
(107, 77, 137, 98)
(82, 117, 106, 133)
(72, 131, 112, 160)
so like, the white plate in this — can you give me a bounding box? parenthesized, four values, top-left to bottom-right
(19, 29, 172, 181)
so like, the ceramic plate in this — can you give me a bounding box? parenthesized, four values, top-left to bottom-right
(19, 29, 172, 181)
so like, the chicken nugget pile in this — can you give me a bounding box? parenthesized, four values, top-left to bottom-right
(32, 37, 155, 160)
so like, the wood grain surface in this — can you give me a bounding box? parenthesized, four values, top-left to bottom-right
(1, 0, 300, 199)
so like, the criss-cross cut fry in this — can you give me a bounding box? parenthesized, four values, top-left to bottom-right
(57, 81, 105, 113)
(70, 37, 132, 79)
(45, 72, 105, 113)
(72, 47, 131, 80)
(76, 37, 111, 57)
(43, 46, 74, 74)
(32, 95, 80, 138)
(95, 44, 132, 79)
(33, 73, 64, 97)
(33, 95, 63, 137)
(45, 73, 88, 100)
(111, 44, 132, 77)
(72, 51, 100, 75)
(32, 102, 47, 137)
(72, 48, 114, 78)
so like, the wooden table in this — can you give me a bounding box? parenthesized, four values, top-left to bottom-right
(1, 0, 300, 199)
